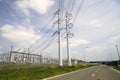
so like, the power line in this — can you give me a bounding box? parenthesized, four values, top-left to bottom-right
(31, 31, 57, 53)
(40, 15, 56, 32)
(70, 0, 76, 13)
(27, 21, 57, 50)
(39, 34, 57, 51)
(67, 0, 72, 12)
(17, 16, 56, 51)
(60, 0, 65, 13)
(73, 0, 84, 23)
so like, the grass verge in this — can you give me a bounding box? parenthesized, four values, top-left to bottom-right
(112, 66, 120, 71)
(0, 64, 94, 80)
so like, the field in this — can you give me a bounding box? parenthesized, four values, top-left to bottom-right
(0, 64, 94, 80)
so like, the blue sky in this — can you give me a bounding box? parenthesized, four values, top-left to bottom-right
(0, 0, 120, 61)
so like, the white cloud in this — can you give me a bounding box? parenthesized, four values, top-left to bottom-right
(0, 24, 41, 49)
(70, 39, 90, 47)
(108, 36, 120, 44)
(0, 0, 120, 61)
(15, 0, 54, 15)
(88, 46, 105, 52)
(72, 0, 120, 42)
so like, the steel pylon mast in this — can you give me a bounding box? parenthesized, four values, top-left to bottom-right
(57, 0, 63, 66)
(65, 12, 74, 66)
(66, 12, 71, 66)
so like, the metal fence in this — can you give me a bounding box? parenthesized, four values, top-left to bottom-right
(0, 51, 58, 64)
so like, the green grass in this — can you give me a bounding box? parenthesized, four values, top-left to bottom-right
(112, 66, 120, 71)
(0, 64, 94, 80)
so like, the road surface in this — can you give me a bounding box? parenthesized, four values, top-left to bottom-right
(43, 65, 120, 80)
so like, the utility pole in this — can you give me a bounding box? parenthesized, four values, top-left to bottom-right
(9, 45, 13, 63)
(57, 9, 63, 66)
(84, 47, 89, 62)
(28, 48, 30, 63)
(40, 52, 43, 64)
(65, 12, 72, 66)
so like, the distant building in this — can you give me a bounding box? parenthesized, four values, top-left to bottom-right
(71, 59, 86, 66)
(72, 59, 78, 65)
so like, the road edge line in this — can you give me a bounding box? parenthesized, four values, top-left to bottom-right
(110, 67, 120, 74)
(42, 66, 97, 80)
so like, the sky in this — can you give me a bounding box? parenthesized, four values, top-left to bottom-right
(0, 0, 120, 62)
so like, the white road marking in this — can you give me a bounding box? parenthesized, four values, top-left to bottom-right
(92, 73, 95, 77)
(42, 66, 98, 80)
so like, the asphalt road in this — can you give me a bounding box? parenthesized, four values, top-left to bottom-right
(43, 65, 120, 80)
